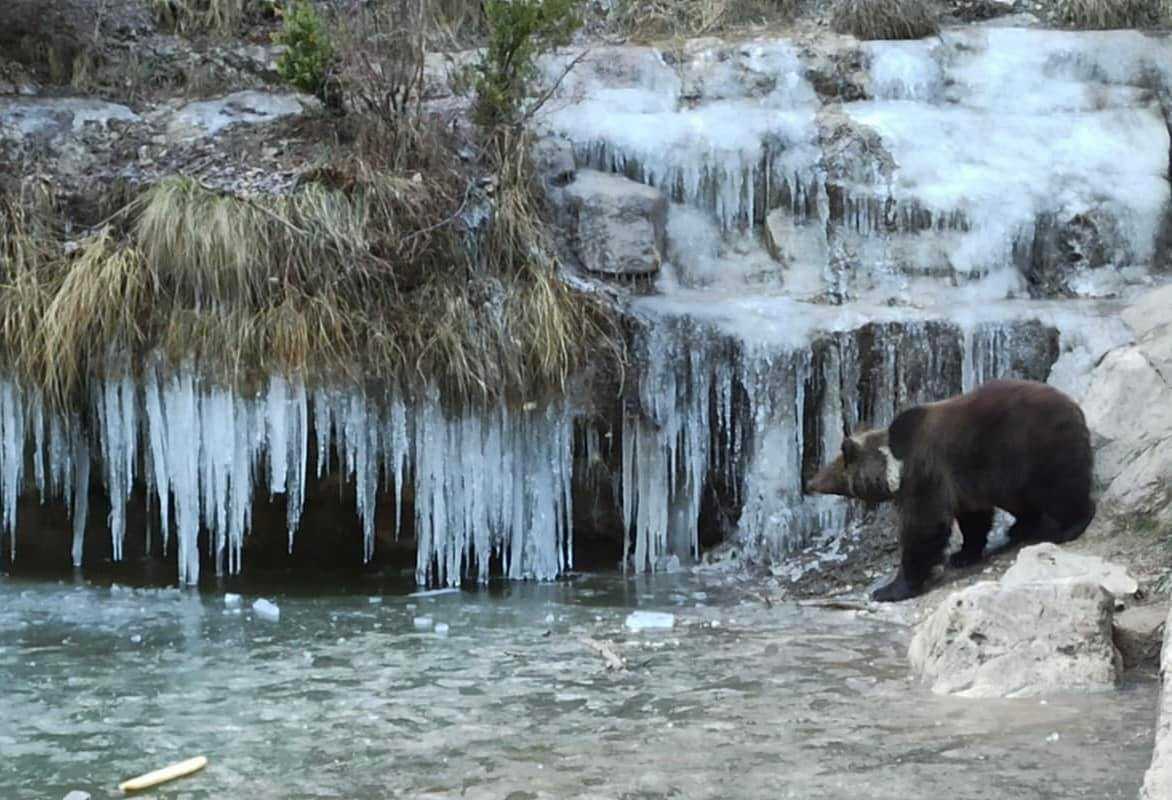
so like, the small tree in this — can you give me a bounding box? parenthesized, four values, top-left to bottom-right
(472, 0, 582, 130)
(276, 1, 335, 101)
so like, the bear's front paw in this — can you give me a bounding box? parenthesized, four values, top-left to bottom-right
(872, 574, 920, 602)
(948, 549, 983, 569)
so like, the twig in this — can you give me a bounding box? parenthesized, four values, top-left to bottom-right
(579, 636, 626, 671)
(797, 598, 870, 612)
(521, 49, 591, 126)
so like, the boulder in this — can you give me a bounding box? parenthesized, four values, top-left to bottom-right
(1000, 542, 1139, 598)
(165, 91, 317, 143)
(909, 577, 1121, 698)
(563, 169, 666, 277)
(0, 97, 140, 143)
(1081, 284, 1172, 522)
(1141, 604, 1172, 800)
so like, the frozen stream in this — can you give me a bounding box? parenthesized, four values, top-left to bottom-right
(0, 572, 1156, 799)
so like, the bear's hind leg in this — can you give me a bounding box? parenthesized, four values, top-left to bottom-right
(873, 520, 951, 602)
(1049, 498, 1095, 544)
(949, 509, 994, 568)
(1007, 511, 1045, 542)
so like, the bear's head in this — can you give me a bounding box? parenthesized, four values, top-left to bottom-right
(806, 428, 903, 503)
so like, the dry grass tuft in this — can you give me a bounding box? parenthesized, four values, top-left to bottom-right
(830, 0, 939, 40)
(151, 0, 251, 35)
(1055, 0, 1167, 28)
(619, 0, 799, 41)
(0, 120, 623, 409)
(37, 231, 151, 403)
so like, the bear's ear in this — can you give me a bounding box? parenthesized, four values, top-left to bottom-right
(841, 436, 861, 462)
(888, 406, 927, 460)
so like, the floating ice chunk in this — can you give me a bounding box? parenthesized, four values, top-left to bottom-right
(413, 616, 434, 630)
(624, 611, 676, 631)
(656, 554, 682, 573)
(223, 593, 242, 608)
(407, 588, 461, 598)
(130, 634, 142, 644)
(434, 622, 450, 636)
(63, 792, 91, 800)
(252, 598, 280, 622)
(368, 597, 383, 604)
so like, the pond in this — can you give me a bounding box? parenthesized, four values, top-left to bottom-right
(0, 569, 1156, 799)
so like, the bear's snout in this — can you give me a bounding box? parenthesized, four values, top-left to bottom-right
(806, 462, 849, 496)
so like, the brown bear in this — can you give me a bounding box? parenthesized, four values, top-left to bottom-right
(806, 378, 1095, 602)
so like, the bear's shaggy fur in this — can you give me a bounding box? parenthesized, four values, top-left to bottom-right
(807, 379, 1095, 602)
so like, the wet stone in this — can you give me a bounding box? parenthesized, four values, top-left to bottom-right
(563, 169, 666, 277)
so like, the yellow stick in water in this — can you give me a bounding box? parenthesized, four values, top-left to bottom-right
(118, 756, 208, 792)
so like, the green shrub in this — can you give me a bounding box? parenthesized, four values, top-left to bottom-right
(830, 0, 939, 40)
(276, 1, 334, 100)
(473, 0, 582, 130)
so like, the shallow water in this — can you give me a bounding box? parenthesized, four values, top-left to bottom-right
(0, 570, 1156, 800)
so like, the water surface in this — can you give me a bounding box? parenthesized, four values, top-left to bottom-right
(0, 571, 1156, 799)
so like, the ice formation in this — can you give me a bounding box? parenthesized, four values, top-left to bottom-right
(0, 26, 1164, 584)
(1, 367, 575, 587)
(540, 28, 1171, 291)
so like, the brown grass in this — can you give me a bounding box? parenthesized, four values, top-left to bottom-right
(151, 0, 251, 36)
(0, 117, 624, 409)
(618, 0, 799, 40)
(1055, 0, 1167, 28)
(830, 0, 939, 40)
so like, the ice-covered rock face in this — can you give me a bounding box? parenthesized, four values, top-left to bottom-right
(538, 28, 1172, 299)
(531, 25, 1163, 573)
(1, 29, 1166, 587)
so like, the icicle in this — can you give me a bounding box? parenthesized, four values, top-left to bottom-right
(70, 430, 90, 568)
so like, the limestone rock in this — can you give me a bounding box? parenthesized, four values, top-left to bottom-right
(0, 97, 140, 143)
(563, 169, 666, 277)
(1122, 283, 1172, 342)
(1001, 542, 1139, 598)
(1113, 603, 1167, 670)
(1141, 604, 1172, 800)
(909, 578, 1121, 698)
(166, 91, 317, 142)
(1081, 284, 1172, 521)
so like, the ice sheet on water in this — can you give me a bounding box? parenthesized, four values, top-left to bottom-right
(625, 611, 676, 631)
